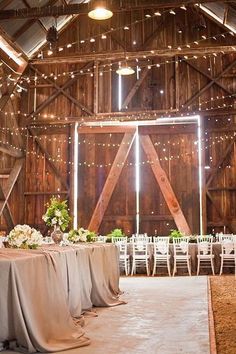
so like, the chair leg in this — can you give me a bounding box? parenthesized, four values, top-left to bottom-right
(125, 260, 128, 276)
(220, 256, 223, 275)
(131, 259, 135, 276)
(172, 259, 176, 276)
(167, 259, 171, 277)
(152, 259, 156, 276)
(146, 259, 150, 276)
(197, 258, 200, 276)
(187, 259, 191, 276)
(211, 258, 215, 276)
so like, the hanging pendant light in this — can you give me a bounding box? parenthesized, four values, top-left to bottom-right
(88, 0, 113, 20)
(116, 62, 135, 76)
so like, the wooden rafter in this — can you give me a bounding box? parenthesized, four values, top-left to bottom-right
(183, 59, 236, 108)
(88, 131, 136, 231)
(122, 67, 149, 109)
(30, 46, 236, 65)
(140, 134, 192, 235)
(10, 0, 58, 41)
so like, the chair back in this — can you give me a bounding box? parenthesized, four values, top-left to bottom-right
(112, 236, 127, 243)
(130, 235, 152, 243)
(153, 236, 170, 255)
(132, 240, 148, 256)
(197, 235, 213, 256)
(118, 241, 128, 255)
(94, 236, 107, 243)
(173, 237, 190, 256)
(218, 234, 234, 242)
(220, 237, 235, 255)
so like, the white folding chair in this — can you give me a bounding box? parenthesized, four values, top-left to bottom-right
(96, 236, 107, 243)
(152, 237, 171, 276)
(219, 235, 235, 275)
(173, 237, 191, 276)
(131, 239, 150, 276)
(197, 235, 215, 275)
(216, 233, 233, 242)
(117, 240, 130, 276)
(112, 236, 128, 243)
(130, 235, 152, 243)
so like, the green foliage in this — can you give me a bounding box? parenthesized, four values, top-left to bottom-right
(42, 197, 71, 231)
(107, 228, 124, 238)
(169, 229, 183, 238)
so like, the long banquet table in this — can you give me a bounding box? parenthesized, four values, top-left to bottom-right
(0, 243, 124, 353)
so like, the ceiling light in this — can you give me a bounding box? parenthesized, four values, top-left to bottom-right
(116, 63, 135, 76)
(88, 1, 113, 20)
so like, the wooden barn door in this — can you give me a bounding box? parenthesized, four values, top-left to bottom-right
(139, 125, 199, 236)
(76, 124, 200, 236)
(77, 127, 136, 235)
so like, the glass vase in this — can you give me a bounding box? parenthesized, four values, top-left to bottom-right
(51, 225, 63, 244)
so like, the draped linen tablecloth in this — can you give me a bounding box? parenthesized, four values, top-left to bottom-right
(0, 243, 124, 353)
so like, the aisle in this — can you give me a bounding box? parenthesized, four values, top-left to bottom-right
(3, 276, 210, 354)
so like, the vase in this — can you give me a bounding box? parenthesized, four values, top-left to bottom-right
(51, 225, 63, 244)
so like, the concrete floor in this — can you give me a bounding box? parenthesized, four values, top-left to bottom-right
(3, 276, 210, 354)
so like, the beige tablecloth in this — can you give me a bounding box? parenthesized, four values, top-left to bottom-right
(0, 243, 123, 353)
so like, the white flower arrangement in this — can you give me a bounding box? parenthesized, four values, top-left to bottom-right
(67, 228, 91, 243)
(8, 224, 43, 249)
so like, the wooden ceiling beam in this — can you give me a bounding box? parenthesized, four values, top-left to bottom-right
(11, 0, 58, 42)
(30, 46, 236, 65)
(0, 0, 227, 19)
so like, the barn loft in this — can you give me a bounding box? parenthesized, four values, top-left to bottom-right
(0, 1, 236, 354)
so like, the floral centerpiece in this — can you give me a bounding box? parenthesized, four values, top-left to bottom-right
(67, 228, 97, 243)
(8, 224, 43, 249)
(42, 197, 71, 231)
(42, 197, 71, 244)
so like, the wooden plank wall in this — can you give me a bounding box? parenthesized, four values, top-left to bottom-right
(0, 6, 234, 234)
